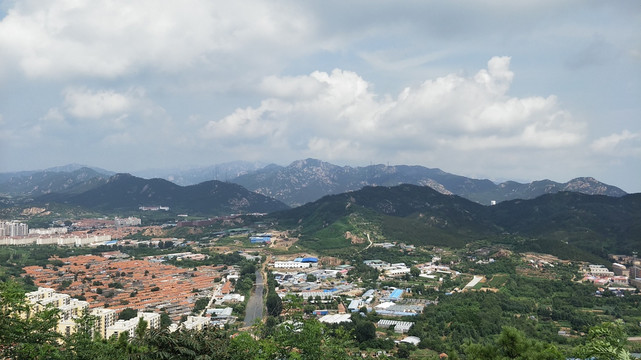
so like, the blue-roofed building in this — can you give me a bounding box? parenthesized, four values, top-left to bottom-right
(250, 237, 271, 244)
(301, 257, 318, 263)
(389, 289, 404, 301)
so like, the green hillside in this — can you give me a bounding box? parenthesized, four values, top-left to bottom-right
(36, 173, 290, 216)
(273, 185, 641, 259)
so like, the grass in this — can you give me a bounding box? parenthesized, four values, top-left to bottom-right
(487, 274, 509, 288)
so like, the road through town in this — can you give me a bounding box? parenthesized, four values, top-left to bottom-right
(243, 270, 264, 327)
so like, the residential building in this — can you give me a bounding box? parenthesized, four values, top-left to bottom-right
(0, 221, 28, 237)
(587, 265, 614, 277)
(182, 316, 209, 331)
(612, 263, 630, 277)
(91, 308, 117, 339)
(106, 312, 160, 339)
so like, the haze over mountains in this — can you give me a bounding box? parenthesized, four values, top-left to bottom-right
(0, 159, 627, 207)
(0, 160, 638, 259)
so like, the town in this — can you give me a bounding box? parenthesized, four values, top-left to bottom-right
(2, 214, 641, 359)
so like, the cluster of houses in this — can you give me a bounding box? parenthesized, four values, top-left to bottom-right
(582, 263, 641, 290)
(363, 258, 457, 279)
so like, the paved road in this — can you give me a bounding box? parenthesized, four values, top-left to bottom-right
(243, 270, 264, 327)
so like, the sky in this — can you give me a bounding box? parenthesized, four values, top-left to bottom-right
(0, 1, 640, 193)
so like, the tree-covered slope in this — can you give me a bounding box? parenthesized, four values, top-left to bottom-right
(273, 185, 641, 258)
(37, 173, 290, 215)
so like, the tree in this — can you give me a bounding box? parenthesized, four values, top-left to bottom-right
(463, 326, 563, 360)
(307, 274, 317, 282)
(410, 266, 421, 278)
(266, 293, 283, 317)
(62, 312, 129, 360)
(118, 308, 137, 321)
(354, 321, 376, 343)
(160, 312, 172, 329)
(576, 321, 631, 360)
(0, 280, 62, 359)
(192, 297, 209, 314)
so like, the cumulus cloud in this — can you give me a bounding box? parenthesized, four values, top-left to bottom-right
(202, 57, 585, 162)
(63, 88, 139, 119)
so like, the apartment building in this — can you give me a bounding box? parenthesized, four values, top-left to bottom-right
(0, 221, 28, 236)
(91, 308, 117, 339)
(105, 312, 160, 339)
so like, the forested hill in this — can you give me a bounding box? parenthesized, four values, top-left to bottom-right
(37, 173, 290, 215)
(272, 184, 641, 258)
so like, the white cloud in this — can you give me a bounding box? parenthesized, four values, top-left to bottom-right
(0, 0, 315, 79)
(63, 87, 138, 119)
(40, 107, 66, 125)
(591, 130, 641, 157)
(202, 57, 585, 162)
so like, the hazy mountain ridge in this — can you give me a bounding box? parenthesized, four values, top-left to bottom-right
(133, 161, 269, 186)
(37, 173, 289, 215)
(232, 159, 626, 206)
(0, 167, 110, 197)
(1, 160, 627, 207)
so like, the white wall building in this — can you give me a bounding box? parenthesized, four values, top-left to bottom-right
(588, 265, 615, 277)
(274, 261, 311, 269)
(0, 221, 28, 237)
(106, 312, 160, 339)
(182, 316, 209, 331)
(29, 227, 68, 235)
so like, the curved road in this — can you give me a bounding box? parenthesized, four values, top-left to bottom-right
(243, 270, 264, 327)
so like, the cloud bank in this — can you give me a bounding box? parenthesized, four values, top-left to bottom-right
(202, 57, 584, 167)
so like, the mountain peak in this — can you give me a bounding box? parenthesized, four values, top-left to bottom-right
(563, 177, 626, 196)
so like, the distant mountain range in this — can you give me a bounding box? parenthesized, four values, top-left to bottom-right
(0, 162, 638, 261)
(0, 167, 111, 197)
(36, 173, 289, 215)
(132, 161, 268, 186)
(230, 158, 627, 206)
(272, 184, 641, 259)
(0, 159, 627, 207)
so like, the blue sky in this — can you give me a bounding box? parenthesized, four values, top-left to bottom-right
(0, 1, 639, 192)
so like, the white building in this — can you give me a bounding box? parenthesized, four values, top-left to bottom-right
(588, 265, 614, 277)
(274, 261, 311, 269)
(377, 319, 414, 333)
(91, 308, 117, 339)
(182, 316, 209, 331)
(363, 260, 390, 269)
(29, 227, 68, 235)
(115, 217, 142, 227)
(106, 312, 160, 339)
(319, 314, 352, 324)
(0, 221, 28, 237)
(384, 265, 410, 277)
